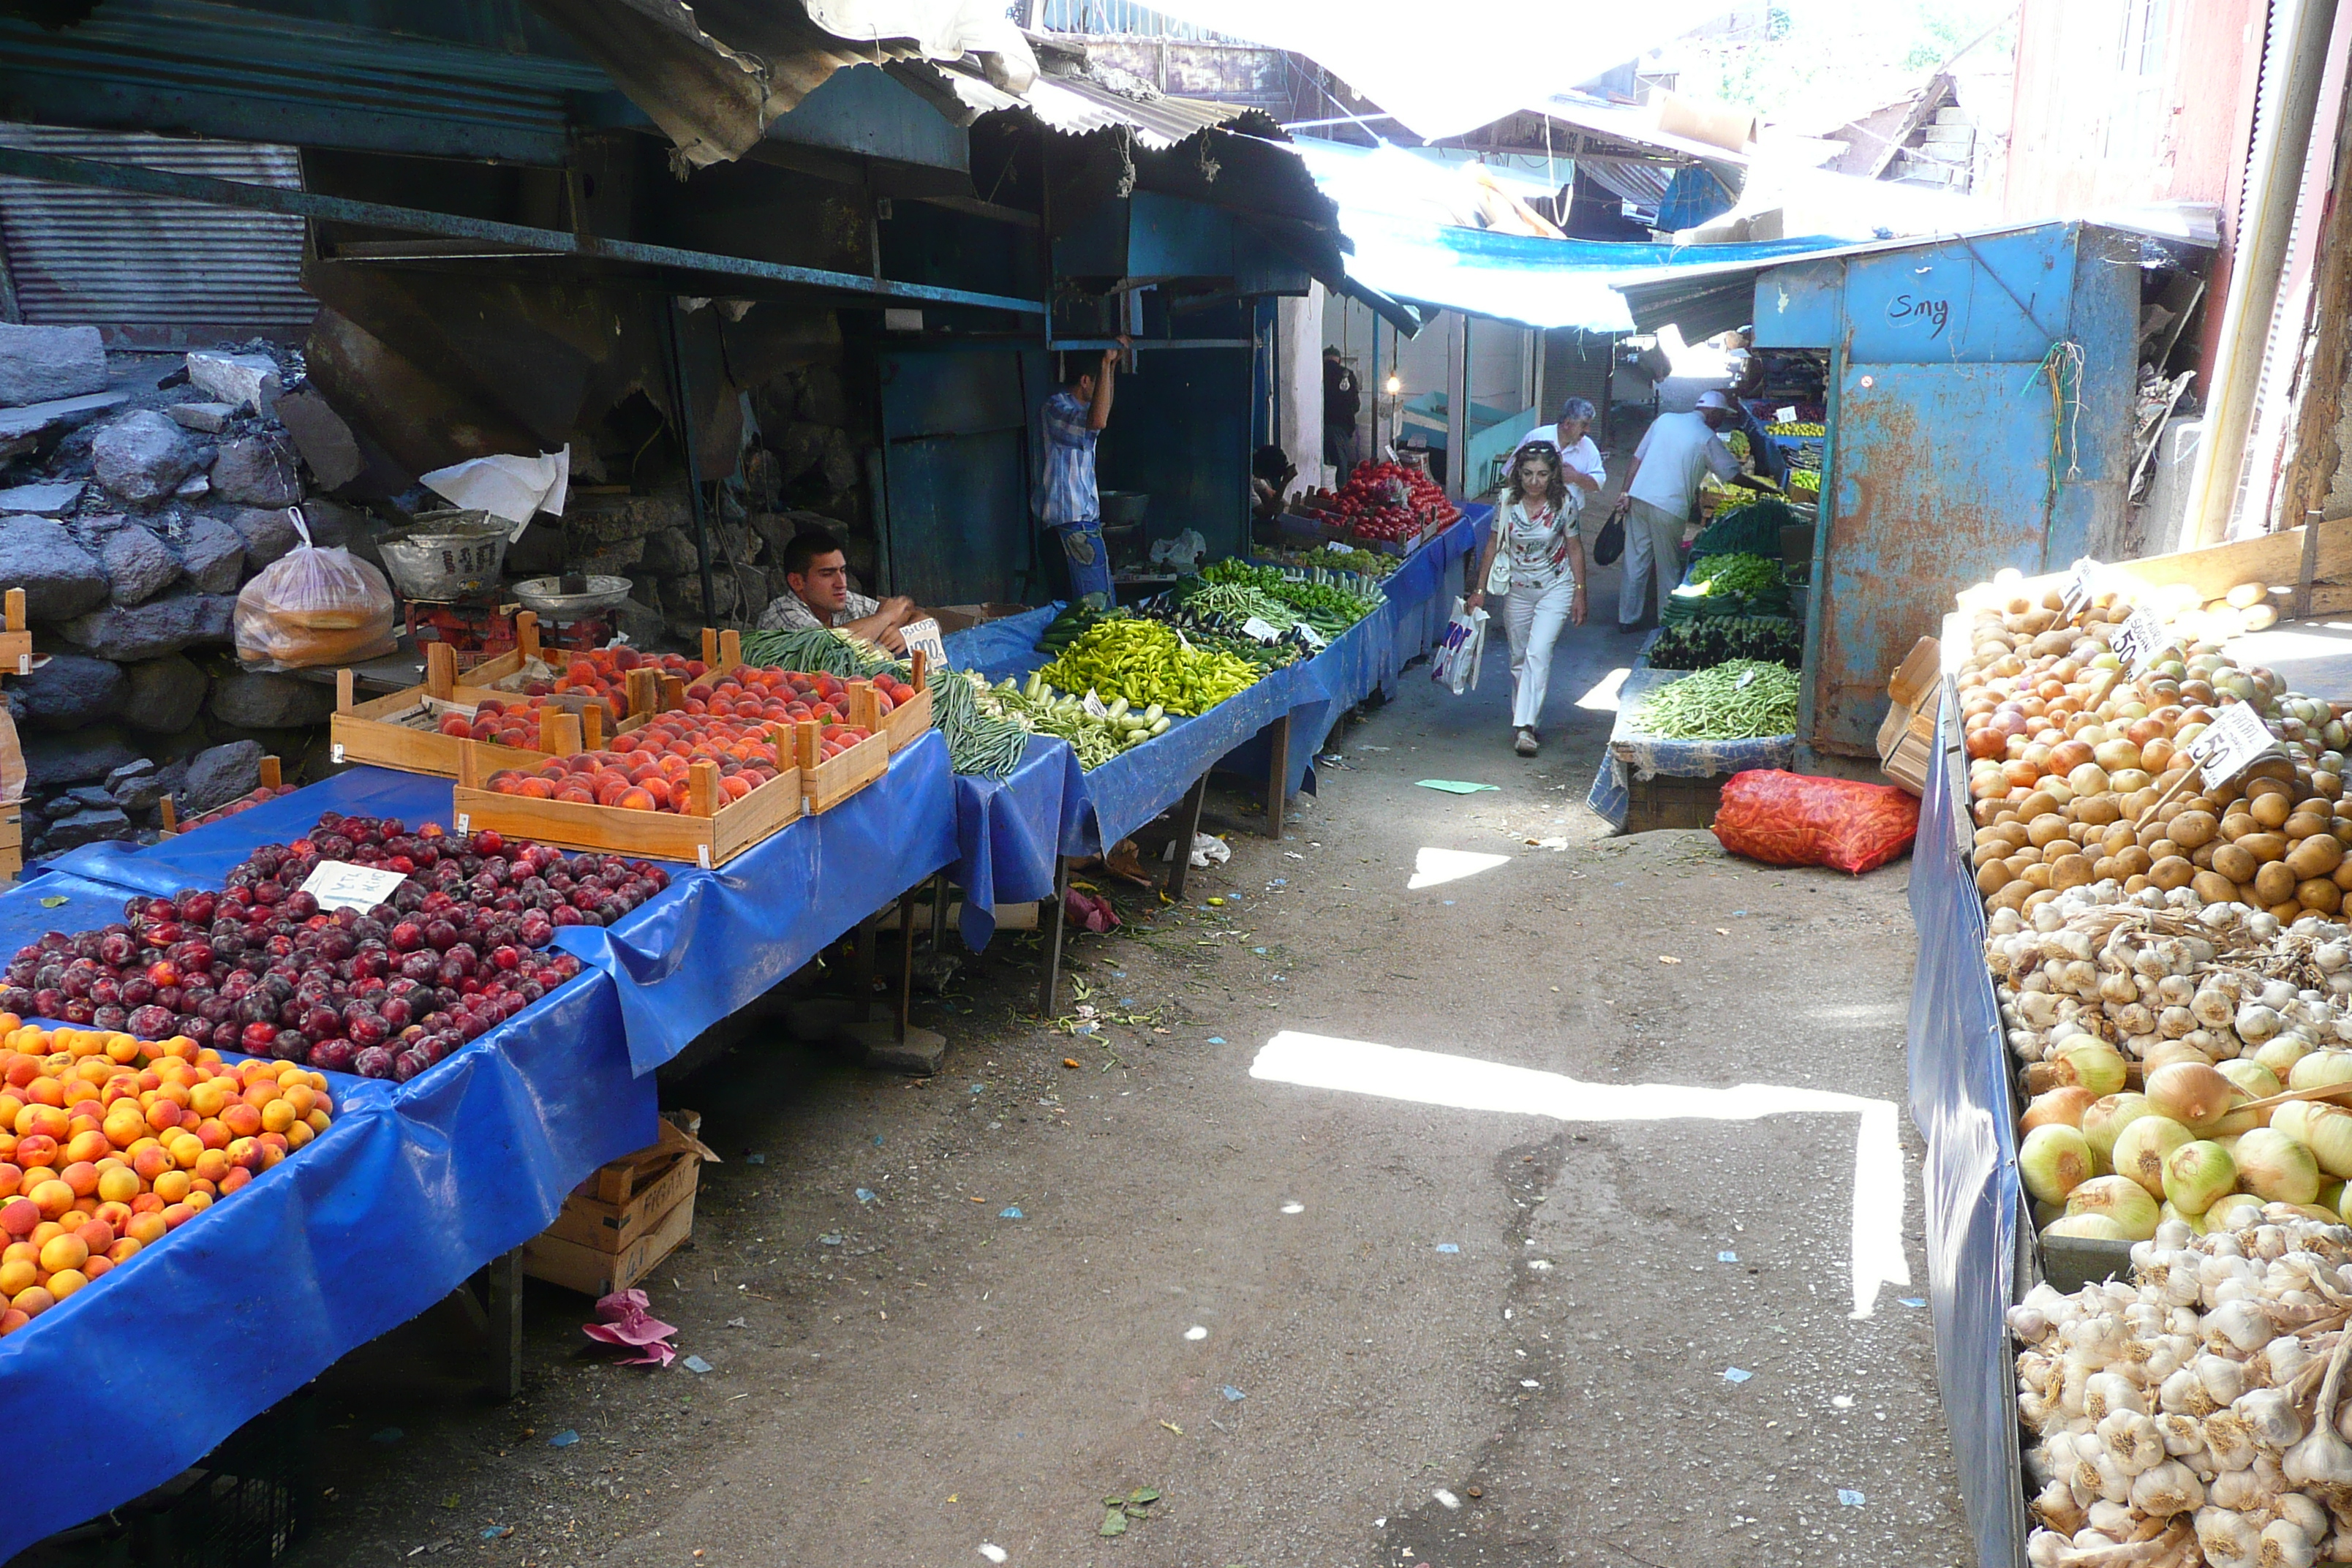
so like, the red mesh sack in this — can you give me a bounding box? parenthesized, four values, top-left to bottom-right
(1711, 769, 1920, 875)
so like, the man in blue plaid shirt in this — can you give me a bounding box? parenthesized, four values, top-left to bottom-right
(1034, 339, 1126, 603)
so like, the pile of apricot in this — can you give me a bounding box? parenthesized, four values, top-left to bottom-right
(0, 1023, 333, 1335)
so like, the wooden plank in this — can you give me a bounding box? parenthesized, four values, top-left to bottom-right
(882, 681, 934, 753)
(1958, 523, 2352, 614)
(2297, 510, 2323, 619)
(543, 1153, 698, 1251)
(0, 587, 29, 673)
(803, 728, 889, 813)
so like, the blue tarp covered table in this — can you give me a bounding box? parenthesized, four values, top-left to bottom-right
(0, 736, 962, 1556)
(0, 868, 653, 1563)
(940, 515, 1488, 947)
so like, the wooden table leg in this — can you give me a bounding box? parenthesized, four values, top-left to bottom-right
(1038, 856, 1070, 1017)
(1263, 714, 1291, 838)
(484, 1245, 523, 1401)
(1166, 772, 1210, 900)
(897, 885, 918, 1044)
(930, 870, 951, 951)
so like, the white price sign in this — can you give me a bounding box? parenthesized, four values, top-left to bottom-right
(2112, 608, 2167, 674)
(1295, 623, 1329, 652)
(2187, 701, 2280, 788)
(299, 859, 411, 913)
(898, 616, 946, 668)
(1081, 690, 1109, 719)
(1239, 616, 1284, 643)
(2059, 557, 2104, 622)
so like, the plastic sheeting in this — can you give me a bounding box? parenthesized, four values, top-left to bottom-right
(940, 516, 1487, 946)
(1904, 696, 2029, 1568)
(52, 744, 960, 1076)
(0, 872, 653, 1563)
(950, 734, 1087, 951)
(560, 736, 958, 1071)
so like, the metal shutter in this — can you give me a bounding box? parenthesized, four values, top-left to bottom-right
(0, 123, 313, 347)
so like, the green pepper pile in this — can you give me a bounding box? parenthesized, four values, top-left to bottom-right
(1035, 617, 1260, 716)
(1199, 559, 1381, 636)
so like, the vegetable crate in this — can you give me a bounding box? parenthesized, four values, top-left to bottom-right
(523, 1112, 713, 1296)
(1875, 636, 1942, 798)
(1624, 772, 1733, 834)
(330, 624, 568, 778)
(0, 799, 19, 883)
(158, 757, 282, 836)
(686, 628, 935, 755)
(451, 740, 802, 870)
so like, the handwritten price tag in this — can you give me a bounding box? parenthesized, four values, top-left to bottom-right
(2187, 701, 2278, 788)
(1240, 617, 1284, 643)
(298, 860, 410, 913)
(897, 616, 946, 668)
(2112, 609, 2167, 674)
(2059, 557, 2103, 622)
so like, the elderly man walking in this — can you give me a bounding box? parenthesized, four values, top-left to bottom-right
(1605, 388, 1741, 633)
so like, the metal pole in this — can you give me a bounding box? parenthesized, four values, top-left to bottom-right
(660, 298, 720, 627)
(2182, 0, 2342, 546)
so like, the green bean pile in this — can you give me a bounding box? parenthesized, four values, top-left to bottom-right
(1632, 661, 1800, 740)
(738, 626, 897, 676)
(932, 669, 1030, 778)
(992, 674, 1171, 769)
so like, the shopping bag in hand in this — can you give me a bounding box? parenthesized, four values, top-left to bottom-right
(1430, 597, 1489, 695)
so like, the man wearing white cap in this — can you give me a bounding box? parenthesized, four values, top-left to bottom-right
(1606, 390, 1741, 633)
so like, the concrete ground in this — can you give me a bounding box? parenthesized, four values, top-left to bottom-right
(269, 545, 1969, 1568)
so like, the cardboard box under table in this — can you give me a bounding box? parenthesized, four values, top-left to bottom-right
(524, 1112, 717, 1295)
(1588, 668, 1798, 833)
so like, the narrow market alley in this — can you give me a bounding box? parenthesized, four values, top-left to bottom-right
(279, 584, 1971, 1568)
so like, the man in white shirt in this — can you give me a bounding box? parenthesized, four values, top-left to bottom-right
(1606, 389, 1740, 633)
(1505, 398, 1606, 515)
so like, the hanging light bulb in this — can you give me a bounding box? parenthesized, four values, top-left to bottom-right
(1384, 373, 1401, 396)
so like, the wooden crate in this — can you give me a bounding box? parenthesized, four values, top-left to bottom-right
(331, 627, 576, 778)
(0, 588, 29, 676)
(1624, 771, 1733, 833)
(524, 1113, 712, 1295)
(451, 738, 802, 869)
(802, 727, 889, 812)
(0, 799, 20, 883)
(159, 756, 282, 835)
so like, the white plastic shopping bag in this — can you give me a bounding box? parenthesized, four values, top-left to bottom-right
(1430, 596, 1488, 695)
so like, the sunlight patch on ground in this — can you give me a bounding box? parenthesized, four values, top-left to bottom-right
(1249, 1031, 1911, 1319)
(1406, 847, 1512, 890)
(1574, 667, 1634, 712)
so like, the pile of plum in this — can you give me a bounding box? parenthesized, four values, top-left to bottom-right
(0, 813, 667, 1080)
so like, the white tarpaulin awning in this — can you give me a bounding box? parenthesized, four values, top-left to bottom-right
(1126, 0, 1730, 140)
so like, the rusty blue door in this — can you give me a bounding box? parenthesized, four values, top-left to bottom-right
(1815, 361, 2054, 753)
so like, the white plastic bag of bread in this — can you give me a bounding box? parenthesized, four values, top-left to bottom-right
(233, 509, 398, 670)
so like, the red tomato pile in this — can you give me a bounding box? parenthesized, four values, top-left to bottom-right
(1296, 461, 1459, 541)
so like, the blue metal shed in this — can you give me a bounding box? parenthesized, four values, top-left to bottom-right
(1626, 220, 2144, 757)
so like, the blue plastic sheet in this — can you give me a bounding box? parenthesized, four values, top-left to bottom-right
(0, 875, 653, 1564)
(52, 744, 960, 1075)
(1904, 696, 2028, 1568)
(559, 734, 958, 1071)
(950, 734, 1086, 950)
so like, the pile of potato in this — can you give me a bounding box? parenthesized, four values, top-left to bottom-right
(1959, 580, 2352, 925)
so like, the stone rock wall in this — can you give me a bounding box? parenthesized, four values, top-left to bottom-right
(0, 328, 384, 862)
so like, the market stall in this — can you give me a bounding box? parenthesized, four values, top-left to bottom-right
(0, 864, 652, 1562)
(1905, 520, 2352, 1568)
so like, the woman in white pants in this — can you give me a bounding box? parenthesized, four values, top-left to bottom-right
(1466, 442, 1588, 757)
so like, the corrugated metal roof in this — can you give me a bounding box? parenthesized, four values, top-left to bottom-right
(920, 61, 1264, 147)
(1575, 155, 1672, 208)
(0, 123, 312, 336)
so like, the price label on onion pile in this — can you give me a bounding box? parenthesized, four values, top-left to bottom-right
(2113, 608, 2167, 674)
(898, 617, 946, 669)
(2059, 557, 2104, 622)
(2187, 701, 2280, 787)
(299, 860, 410, 913)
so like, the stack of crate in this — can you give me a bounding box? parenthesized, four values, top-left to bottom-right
(1877, 636, 1942, 796)
(524, 1111, 716, 1295)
